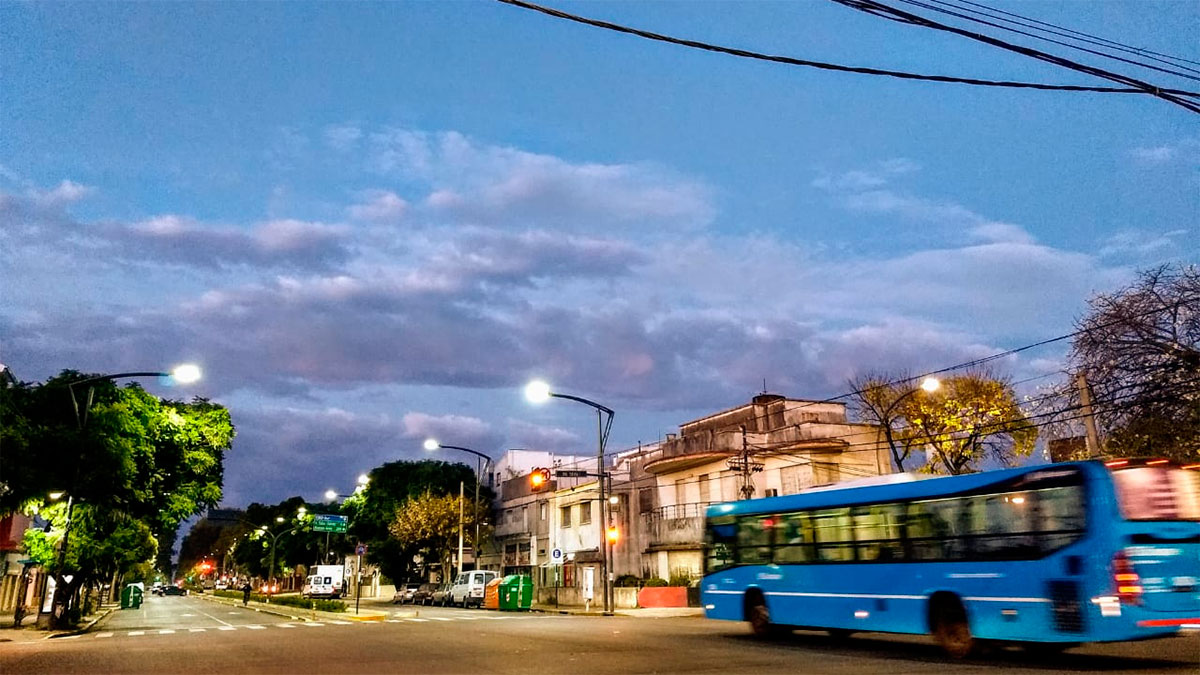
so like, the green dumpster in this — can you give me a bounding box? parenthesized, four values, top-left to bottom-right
(497, 575, 533, 611)
(120, 584, 144, 609)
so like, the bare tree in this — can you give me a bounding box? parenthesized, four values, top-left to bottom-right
(849, 370, 922, 471)
(1066, 264, 1200, 461)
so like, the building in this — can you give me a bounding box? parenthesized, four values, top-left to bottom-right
(628, 393, 886, 582)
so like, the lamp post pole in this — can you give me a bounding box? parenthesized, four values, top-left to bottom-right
(524, 382, 615, 615)
(424, 441, 492, 569)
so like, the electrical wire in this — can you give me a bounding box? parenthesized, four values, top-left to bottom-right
(495, 0, 1200, 99)
(942, 0, 1200, 71)
(890, 0, 1200, 81)
(830, 0, 1200, 114)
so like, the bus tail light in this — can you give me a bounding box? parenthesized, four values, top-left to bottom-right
(1112, 552, 1142, 605)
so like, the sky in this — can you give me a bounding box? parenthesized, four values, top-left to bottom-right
(1, 0, 1196, 508)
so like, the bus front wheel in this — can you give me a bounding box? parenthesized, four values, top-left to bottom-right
(931, 595, 975, 658)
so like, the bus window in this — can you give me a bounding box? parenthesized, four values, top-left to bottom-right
(736, 515, 773, 565)
(705, 517, 737, 573)
(1112, 466, 1200, 521)
(852, 504, 904, 561)
(775, 512, 815, 563)
(812, 508, 854, 562)
(1035, 484, 1086, 553)
(964, 493, 1036, 559)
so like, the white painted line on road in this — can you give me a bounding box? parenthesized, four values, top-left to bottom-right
(405, 618, 429, 622)
(95, 632, 113, 639)
(60, 635, 81, 640)
(197, 608, 235, 627)
(218, 626, 235, 631)
(455, 616, 480, 620)
(159, 630, 175, 635)
(297, 622, 323, 627)
(385, 619, 403, 623)
(181, 613, 196, 617)
(429, 617, 454, 621)
(228, 611, 239, 615)
(328, 620, 351, 625)
(277, 623, 295, 628)
(129, 631, 145, 636)
(244, 625, 266, 630)
(189, 628, 206, 633)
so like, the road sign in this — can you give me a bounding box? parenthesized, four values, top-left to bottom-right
(355, 543, 366, 556)
(313, 514, 348, 533)
(555, 469, 589, 478)
(550, 548, 564, 565)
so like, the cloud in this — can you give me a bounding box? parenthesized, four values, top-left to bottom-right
(29, 179, 95, 206)
(1099, 228, 1192, 260)
(1129, 139, 1200, 165)
(114, 216, 352, 271)
(505, 419, 582, 453)
(401, 412, 502, 451)
(369, 127, 715, 230)
(324, 124, 363, 152)
(346, 190, 408, 224)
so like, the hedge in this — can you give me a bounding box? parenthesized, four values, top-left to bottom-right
(212, 589, 346, 613)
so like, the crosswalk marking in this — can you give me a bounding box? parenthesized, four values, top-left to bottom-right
(189, 628, 206, 632)
(405, 618, 429, 622)
(129, 631, 145, 636)
(96, 612, 568, 640)
(159, 630, 175, 634)
(385, 619, 403, 623)
(96, 632, 113, 638)
(429, 617, 454, 621)
(328, 620, 351, 625)
(244, 625, 265, 630)
(218, 626, 235, 631)
(277, 623, 295, 628)
(298, 622, 323, 627)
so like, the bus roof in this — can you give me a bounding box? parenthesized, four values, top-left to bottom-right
(706, 461, 1100, 518)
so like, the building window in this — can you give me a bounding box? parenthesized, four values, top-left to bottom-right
(540, 502, 548, 521)
(765, 488, 779, 498)
(561, 506, 572, 527)
(639, 488, 654, 514)
(522, 506, 528, 530)
(579, 501, 592, 525)
(813, 461, 841, 486)
(675, 478, 687, 505)
(699, 474, 710, 503)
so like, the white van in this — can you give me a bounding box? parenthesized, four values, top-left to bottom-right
(302, 565, 346, 599)
(448, 570, 499, 608)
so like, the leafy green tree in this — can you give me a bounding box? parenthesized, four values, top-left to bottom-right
(345, 459, 488, 582)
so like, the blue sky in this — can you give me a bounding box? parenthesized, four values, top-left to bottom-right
(2, 1, 1196, 506)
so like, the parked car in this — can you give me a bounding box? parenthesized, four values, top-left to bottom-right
(163, 586, 188, 596)
(431, 583, 453, 607)
(392, 583, 420, 604)
(448, 570, 499, 608)
(411, 583, 439, 605)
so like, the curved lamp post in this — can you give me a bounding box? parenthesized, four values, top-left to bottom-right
(258, 515, 303, 596)
(424, 439, 492, 575)
(524, 380, 615, 615)
(50, 365, 202, 628)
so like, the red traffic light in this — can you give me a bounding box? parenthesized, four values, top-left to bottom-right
(530, 467, 550, 490)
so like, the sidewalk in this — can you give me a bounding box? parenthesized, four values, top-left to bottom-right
(195, 592, 389, 623)
(531, 604, 704, 618)
(0, 601, 117, 644)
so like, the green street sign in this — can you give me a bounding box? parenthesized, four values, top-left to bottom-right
(312, 514, 348, 533)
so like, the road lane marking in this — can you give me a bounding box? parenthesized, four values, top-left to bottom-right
(298, 622, 323, 627)
(328, 620, 352, 625)
(405, 618, 429, 622)
(95, 632, 113, 639)
(181, 613, 196, 617)
(385, 620, 403, 623)
(429, 617, 454, 621)
(218, 626, 235, 631)
(189, 628, 206, 633)
(455, 616, 480, 620)
(60, 635, 81, 639)
(129, 631, 145, 636)
(197, 608, 235, 626)
(277, 623, 295, 628)
(159, 630, 175, 635)
(244, 625, 265, 630)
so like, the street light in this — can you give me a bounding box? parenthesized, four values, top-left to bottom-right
(50, 365, 202, 628)
(424, 438, 492, 575)
(524, 379, 615, 615)
(257, 520, 301, 596)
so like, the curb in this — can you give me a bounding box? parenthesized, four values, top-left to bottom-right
(45, 605, 117, 640)
(195, 593, 386, 623)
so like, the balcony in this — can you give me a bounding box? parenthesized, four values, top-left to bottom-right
(643, 502, 717, 550)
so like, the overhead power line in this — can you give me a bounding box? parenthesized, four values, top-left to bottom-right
(830, 0, 1200, 114)
(891, 0, 1200, 81)
(495, 0, 1200, 99)
(943, 0, 1200, 71)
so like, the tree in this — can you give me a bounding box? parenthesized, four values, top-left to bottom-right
(1065, 264, 1200, 461)
(0, 370, 234, 627)
(345, 459, 488, 583)
(388, 491, 489, 582)
(852, 371, 1037, 475)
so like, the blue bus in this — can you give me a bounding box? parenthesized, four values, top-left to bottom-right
(702, 459, 1200, 657)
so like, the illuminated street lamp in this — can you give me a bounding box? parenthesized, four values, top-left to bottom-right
(424, 438, 492, 574)
(524, 379, 615, 615)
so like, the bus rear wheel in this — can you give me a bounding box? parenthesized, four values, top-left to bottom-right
(931, 596, 975, 658)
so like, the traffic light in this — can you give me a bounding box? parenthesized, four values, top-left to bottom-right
(530, 467, 550, 491)
(606, 525, 620, 545)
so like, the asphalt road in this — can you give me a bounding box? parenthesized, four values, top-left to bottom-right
(1, 594, 1196, 674)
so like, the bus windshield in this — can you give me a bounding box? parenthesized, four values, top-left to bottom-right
(1111, 464, 1200, 521)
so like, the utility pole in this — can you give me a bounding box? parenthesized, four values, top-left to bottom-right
(1076, 372, 1102, 457)
(457, 481, 465, 577)
(597, 409, 610, 615)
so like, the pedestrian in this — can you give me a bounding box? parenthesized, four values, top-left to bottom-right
(241, 580, 252, 606)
